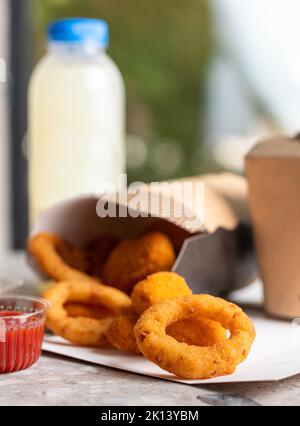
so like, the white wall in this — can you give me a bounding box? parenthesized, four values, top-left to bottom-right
(0, 0, 11, 251)
(212, 0, 300, 134)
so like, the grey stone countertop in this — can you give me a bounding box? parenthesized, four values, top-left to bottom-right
(0, 252, 299, 407)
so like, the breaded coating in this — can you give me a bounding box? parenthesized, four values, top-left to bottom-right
(131, 272, 192, 316)
(167, 317, 227, 347)
(64, 303, 113, 320)
(106, 312, 226, 354)
(106, 314, 141, 354)
(135, 296, 256, 380)
(103, 232, 176, 294)
(43, 280, 131, 347)
(28, 233, 93, 282)
(121, 272, 226, 353)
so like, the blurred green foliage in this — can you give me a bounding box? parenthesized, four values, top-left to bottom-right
(28, 0, 213, 182)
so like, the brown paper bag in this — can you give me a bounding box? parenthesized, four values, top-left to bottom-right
(30, 173, 257, 295)
(246, 136, 300, 318)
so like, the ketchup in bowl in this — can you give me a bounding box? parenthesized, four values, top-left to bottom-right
(0, 296, 48, 374)
(0, 311, 22, 317)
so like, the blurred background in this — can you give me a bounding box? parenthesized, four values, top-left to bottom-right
(1, 0, 299, 251)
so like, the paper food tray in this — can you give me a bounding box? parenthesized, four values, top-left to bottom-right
(43, 307, 300, 385)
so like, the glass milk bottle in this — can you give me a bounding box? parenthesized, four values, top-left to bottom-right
(28, 18, 126, 224)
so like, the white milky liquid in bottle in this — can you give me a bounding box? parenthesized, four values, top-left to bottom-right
(28, 18, 125, 224)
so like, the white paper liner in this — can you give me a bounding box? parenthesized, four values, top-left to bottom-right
(43, 307, 299, 384)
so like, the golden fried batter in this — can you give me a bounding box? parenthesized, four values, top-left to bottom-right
(132, 272, 226, 349)
(106, 314, 141, 354)
(146, 221, 191, 253)
(103, 232, 176, 294)
(108, 272, 226, 354)
(29, 233, 93, 282)
(167, 317, 227, 347)
(106, 313, 227, 355)
(64, 302, 113, 320)
(135, 295, 256, 380)
(44, 280, 131, 347)
(131, 272, 192, 315)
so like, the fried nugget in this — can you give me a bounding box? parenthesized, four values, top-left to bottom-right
(103, 232, 176, 294)
(146, 221, 191, 253)
(106, 314, 141, 354)
(131, 272, 192, 316)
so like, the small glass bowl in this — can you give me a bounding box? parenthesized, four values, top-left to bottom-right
(0, 296, 49, 374)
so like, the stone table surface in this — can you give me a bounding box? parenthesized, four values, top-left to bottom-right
(0, 252, 299, 407)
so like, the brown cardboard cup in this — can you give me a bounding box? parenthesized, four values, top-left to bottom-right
(246, 136, 300, 319)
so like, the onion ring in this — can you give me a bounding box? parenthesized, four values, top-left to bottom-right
(134, 295, 256, 379)
(29, 233, 93, 282)
(132, 272, 226, 348)
(108, 273, 226, 354)
(106, 314, 227, 355)
(167, 318, 227, 347)
(44, 281, 131, 347)
(64, 303, 112, 320)
(103, 232, 176, 294)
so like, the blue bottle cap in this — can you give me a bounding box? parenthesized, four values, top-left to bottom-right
(48, 18, 109, 48)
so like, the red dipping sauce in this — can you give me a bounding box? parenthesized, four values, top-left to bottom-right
(0, 297, 48, 374)
(0, 311, 22, 317)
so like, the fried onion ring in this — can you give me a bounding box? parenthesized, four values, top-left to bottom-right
(134, 295, 256, 379)
(44, 281, 131, 347)
(103, 232, 176, 294)
(106, 314, 227, 355)
(64, 303, 112, 320)
(131, 272, 192, 315)
(167, 318, 227, 347)
(107, 273, 226, 354)
(29, 233, 93, 282)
